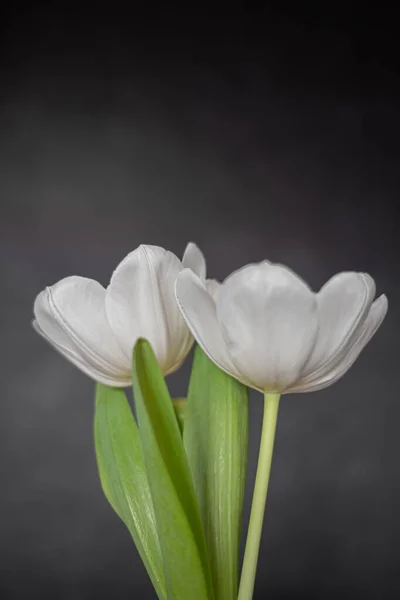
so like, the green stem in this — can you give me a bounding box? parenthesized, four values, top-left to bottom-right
(238, 392, 280, 600)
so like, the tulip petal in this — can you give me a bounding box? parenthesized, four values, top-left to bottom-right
(217, 263, 318, 391)
(205, 278, 221, 301)
(289, 294, 388, 393)
(302, 272, 376, 379)
(175, 269, 242, 381)
(182, 242, 207, 280)
(34, 277, 130, 380)
(106, 245, 190, 373)
(33, 320, 131, 387)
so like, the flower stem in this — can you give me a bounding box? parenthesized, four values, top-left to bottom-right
(238, 392, 280, 600)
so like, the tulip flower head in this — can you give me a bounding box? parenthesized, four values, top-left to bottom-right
(175, 261, 388, 394)
(33, 243, 209, 386)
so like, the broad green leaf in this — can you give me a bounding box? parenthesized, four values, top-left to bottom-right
(132, 339, 214, 600)
(94, 384, 166, 600)
(183, 346, 249, 600)
(172, 397, 186, 434)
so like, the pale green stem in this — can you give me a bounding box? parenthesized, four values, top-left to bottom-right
(238, 392, 280, 600)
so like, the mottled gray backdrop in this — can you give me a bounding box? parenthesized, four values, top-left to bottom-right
(1, 7, 399, 600)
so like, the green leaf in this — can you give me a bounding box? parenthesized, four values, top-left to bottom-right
(94, 384, 166, 600)
(132, 339, 214, 600)
(172, 397, 186, 434)
(183, 346, 249, 600)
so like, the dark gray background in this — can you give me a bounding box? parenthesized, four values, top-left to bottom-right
(1, 6, 399, 599)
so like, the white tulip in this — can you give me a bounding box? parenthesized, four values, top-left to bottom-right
(175, 261, 388, 394)
(33, 243, 209, 386)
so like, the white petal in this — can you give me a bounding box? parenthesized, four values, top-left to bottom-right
(288, 295, 388, 393)
(106, 245, 190, 373)
(301, 272, 375, 379)
(182, 242, 206, 279)
(33, 320, 131, 387)
(216, 262, 318, 391)
(175, 269, 241, 380)
(205, 278, 221, 301)
(33, 277, 130, 379)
